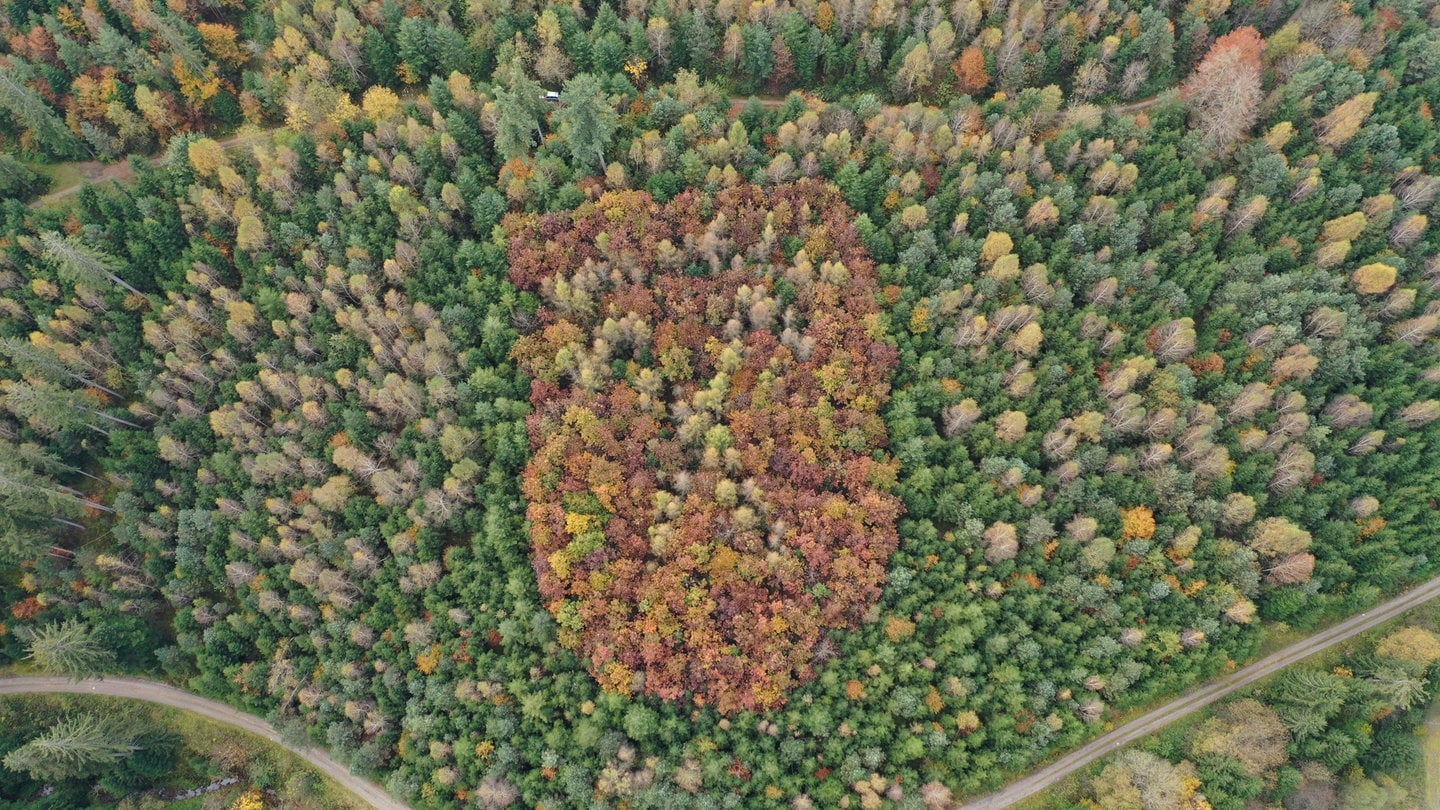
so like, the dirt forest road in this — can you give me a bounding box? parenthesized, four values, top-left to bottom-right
(0, 675, 405, 810)
(962, 575, 1440, 809)
(30, 127, 275, 208)
(1106, 88, 1179, 116)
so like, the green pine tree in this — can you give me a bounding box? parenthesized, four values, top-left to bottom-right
(39, 232, 148, 299)
(2, 714, 137, 780)
(553, 73, 619, 173)
(24, 618, 116, 680)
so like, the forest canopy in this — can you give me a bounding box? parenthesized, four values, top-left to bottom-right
(1, 0, 1440, 807)
(510, 181, 900, 714)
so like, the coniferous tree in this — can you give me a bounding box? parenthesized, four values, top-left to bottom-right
(492, 57, 547, 162)
(24, 619, 116, 680)
(0, 380, 141, 436)
(2, 714, 137, 780)
(38, 233, 147, 300)
(0, 337, 122, 399)
(0, 63, 84, 158)
(0, 446, 112, 519)
(552, 73, 618, 173)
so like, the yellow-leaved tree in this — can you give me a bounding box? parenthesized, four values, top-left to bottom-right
(1351, 263, 1398, 294)
(361, 86, 401, 121)
(1375, 626, 1440, 667)
(1317, 92, 1378, 148)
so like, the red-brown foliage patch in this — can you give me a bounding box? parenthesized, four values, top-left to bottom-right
(509, 181, 901, 713)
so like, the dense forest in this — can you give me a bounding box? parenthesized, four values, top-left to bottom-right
(0, 0, 1300, 160)
(2, 0, 1440, 806)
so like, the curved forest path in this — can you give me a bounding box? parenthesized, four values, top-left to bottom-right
(0, 675, 405, 810)
(961, 575, 1440, 808)
(29, 126, 278, 208)
(1106, 88, 1179, 115)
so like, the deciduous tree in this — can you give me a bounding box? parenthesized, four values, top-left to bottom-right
(1181, 27, 1263, 153)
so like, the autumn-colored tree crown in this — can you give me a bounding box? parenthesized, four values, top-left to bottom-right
(1180, 26, 1264, 151)
(509, 181, 902, 713)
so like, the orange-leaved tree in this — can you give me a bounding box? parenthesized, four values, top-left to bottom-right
(1180, 26, 1263, 154)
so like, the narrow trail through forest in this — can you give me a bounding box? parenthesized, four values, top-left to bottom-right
(960, 576, 1440, 809)
(0, 676, 404, 810)
(723, 87, 1176, 120)
(1107, 88, 1178, 115)
(28, 127, 277, 208)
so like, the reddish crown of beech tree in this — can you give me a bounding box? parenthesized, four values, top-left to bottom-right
(1181, 26, 1264, 153)
(508, 181, 902, 713)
